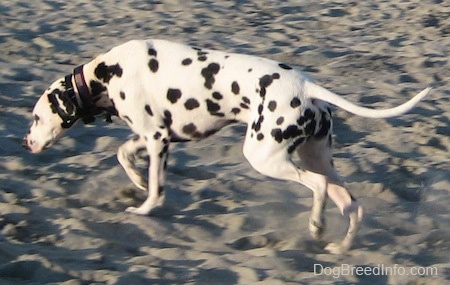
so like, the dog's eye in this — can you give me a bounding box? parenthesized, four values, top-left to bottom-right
(33, 114, 40, 124)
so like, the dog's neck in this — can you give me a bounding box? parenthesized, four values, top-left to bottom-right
(72, 66, 93, 110)
(69, 64, 117, 123)
(66, 65, 96, 124)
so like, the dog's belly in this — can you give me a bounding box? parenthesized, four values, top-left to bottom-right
(169, 117, 238, 141)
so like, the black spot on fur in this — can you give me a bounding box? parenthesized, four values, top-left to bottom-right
(48, 89, 76, 123)
(258, 74, 278, 97)
(248, 68, 253, 72)
(242, 97, 250, 105)
(149, 59, 159, 73)
(148, 48, 157, 57)
(49, 89, 74, 115)
(268, 101, 277, 112)
(297, 116, 306, 126)
(183, 123, 197, 135)
(272, 73, 280, 79)
(305, 120, 316, 136)
(258, 104, 263, 114)
(260, 75, 273, 88)
(182, 58, 192, 66)
(271, 128, 283, 143)
(163, 110, 172, 127)
(206, 99, 220, 112)
(283, 125, 303, 140)
(212, 92, 223, 100)
(145, 104, 153, 116)
(94, 62, 123, 83)
(59, 94, 76, 116)
(304, 108, 315, 120)
(89, 80, 107, 97)
(120, 91, 126, 100)
(231, 81, 240, 95)
(184, 98, 200, 110)
(279, 63, 293, 70)
(239, 103, 249, 109)
(276, 116, 284, 125)
(290, 97, 301, 108)
(253, 115, 264, 132)
(231, 108, 241, 115)
(314, 111, 331, 139)
(257, 133, 264, 141)
(201, 63, 220, 89)
(197, 51, 208, 61)
(154, 132, 161, 140)
(257, 88, 267, 98)
(167, 88, 182, 104)
(182, 123, 215, 139)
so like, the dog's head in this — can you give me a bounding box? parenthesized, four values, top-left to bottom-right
(22, 77, 80, 153)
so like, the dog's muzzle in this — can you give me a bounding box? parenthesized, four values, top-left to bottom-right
(22, 136, 31, 151)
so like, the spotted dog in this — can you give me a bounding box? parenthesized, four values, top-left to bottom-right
(23, 39, 431, 253)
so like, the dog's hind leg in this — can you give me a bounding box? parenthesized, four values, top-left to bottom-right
(243, 133, 329, 243)
(297, 133, 363, 254)
(243, 128, 362, 253)
(117, 136, 148, 191)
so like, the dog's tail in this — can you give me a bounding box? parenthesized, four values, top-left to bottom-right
(305, 81, 431, 118)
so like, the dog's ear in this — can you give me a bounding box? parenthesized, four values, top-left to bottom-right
(48, 90, 79, 129)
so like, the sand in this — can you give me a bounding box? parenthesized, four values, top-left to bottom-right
(0, 0, 449, 284)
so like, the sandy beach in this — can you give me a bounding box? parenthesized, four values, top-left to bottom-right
(0, 0, 449, 284)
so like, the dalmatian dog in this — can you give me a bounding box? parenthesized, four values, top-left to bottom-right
(22, 39, 431, 253)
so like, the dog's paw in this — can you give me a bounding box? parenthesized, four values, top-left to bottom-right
(325, 243, 347, 255)
(125, 206, 151, 216)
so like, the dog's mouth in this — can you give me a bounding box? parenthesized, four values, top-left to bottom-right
(21, 137, 31, 151)
(42, 140, 53, 150)
(22, 137, 53, 154)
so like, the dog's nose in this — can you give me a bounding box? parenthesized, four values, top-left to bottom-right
(22, 137, 31, 151)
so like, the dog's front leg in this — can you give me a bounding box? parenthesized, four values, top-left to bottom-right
(126, 132, 169, 215)
(117, 136, 148, 191)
